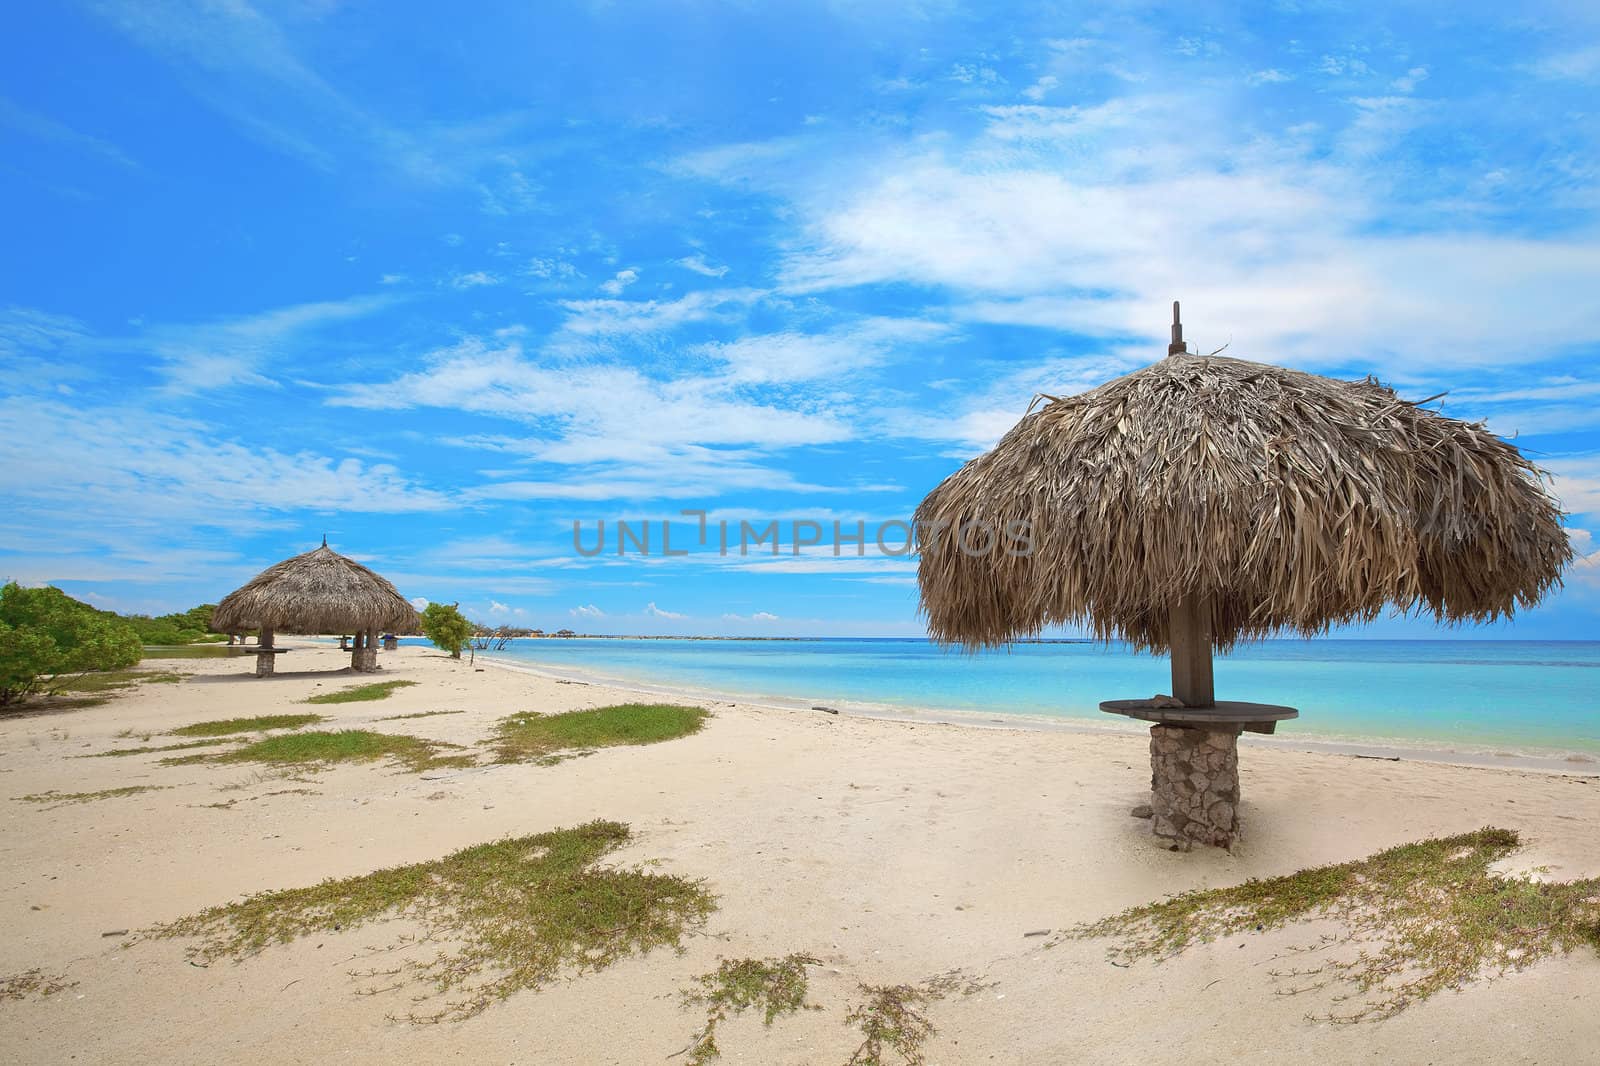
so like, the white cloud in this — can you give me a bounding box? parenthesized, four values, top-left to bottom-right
(451, 271, 500, 289)
(1247, 69, 1291, 86)
(410, 596, 429, 611)
(1568, 530, 1600, 588)
(571, 603, 605, 618)
(525, 256, 581, 280)
(599, 268, 639, 295)
(676, 254, 728, 278)
(644, 601, 685, 619)
(1545, 456, 1600, 518)
(1531, 45, 1600, 83)
(1021, 75, 1059, 101)
(735, 94, 1600, 372)
(721, 610, 779, 621)
(130, 295, 394, 395)
(0, 398, 452, 540)
(332, 335, 855, 498)
(557, 288, 762, 336)
(699, 317, 948, 385)
(1391, 66, 1429, 93)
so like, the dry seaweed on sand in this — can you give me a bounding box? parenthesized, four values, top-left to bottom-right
(153, 820, 715, 1022)
(680, 953, 822, 1065)
(1070, 827, 1600, 1022)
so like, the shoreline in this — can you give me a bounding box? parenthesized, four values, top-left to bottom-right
(477, 651, 1600, 778)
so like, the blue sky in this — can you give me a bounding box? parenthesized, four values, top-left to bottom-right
(3, 1, 1599, 638)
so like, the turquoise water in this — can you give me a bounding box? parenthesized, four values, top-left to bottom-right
(431, 638, 1600, 756)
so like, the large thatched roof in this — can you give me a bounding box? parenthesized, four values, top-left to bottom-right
(916, 350, 1571, 652)
(212, 544, 417, 635)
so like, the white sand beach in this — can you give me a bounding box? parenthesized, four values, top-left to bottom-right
(2, 644, 1597, 1065)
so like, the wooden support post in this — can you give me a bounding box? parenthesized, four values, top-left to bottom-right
(351, 629, 365, 672)
(1168, 596, 1214, 707)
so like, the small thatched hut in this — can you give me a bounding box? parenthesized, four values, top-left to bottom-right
(916, 303, 1570, 849)
(213, 541, 418, 677)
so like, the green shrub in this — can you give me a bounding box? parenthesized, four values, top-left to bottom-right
(420, 602, 473, 659)
(0, 583, 142, 706)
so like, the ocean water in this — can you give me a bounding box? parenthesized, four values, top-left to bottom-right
(438, 638, 1600, 757)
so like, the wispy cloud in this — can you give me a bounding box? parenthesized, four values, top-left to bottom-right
(713, 93, 1600, 371)
(0, 398, 452, 556)
(675, 254, 728, 278)
(0, 96, 140, 169)
(144, 295, 396, 394)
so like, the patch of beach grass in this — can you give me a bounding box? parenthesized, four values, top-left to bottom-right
(0, 969, 76, 1001)
(304, 680, 417, 705)
(17, 785, 171, 809)
(490, 703, 708, 764)
(53, 670, 187, 694)
(681, 953, 821, 1065)
(192, 729, 474, 773)
(376, 709, 465, 721)
(844, 984, 940, 1066)
(79, 737, 237, 758)
(154, 819, 715, 1022)
(170, 713, 325, 737)
(1072, 827, 1600, 1022)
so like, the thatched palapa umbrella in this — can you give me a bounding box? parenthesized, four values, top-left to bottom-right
(916, 303, 1570, 850)
(213, 539, 418, 677)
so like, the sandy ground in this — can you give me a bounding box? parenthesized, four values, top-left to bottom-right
(1, 643, 1597, 1066)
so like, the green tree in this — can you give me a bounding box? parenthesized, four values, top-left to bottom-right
(0, 583, 143, 706)
(420, 602, 474, 659)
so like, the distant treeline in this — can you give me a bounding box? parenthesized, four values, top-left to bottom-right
(117, 603, 227, 646)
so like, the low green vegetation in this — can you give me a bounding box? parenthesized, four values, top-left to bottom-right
(420, 601, 474, 659)
(53, 670, 186, 694)
(170, 713, 325, 737)
(118, 604, 222, 646)
(0, 582, 143, 707)
(304, 680, 417, 704)
(376, 709, 465, 721)
(202, 729, 473, 773)
(79, 737, 237, 758)
(17, 785, 171, 808)
(1072, 827, 1600, 1022)
(843, 974, 980, 1066)
(682, 954, 821, 1065)
(491, 703, 708, 763)
(155, 819, 716, 1022)
(0, 969, 76, 1001)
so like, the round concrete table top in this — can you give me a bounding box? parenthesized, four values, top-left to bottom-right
(1100, 699, 1299, 729)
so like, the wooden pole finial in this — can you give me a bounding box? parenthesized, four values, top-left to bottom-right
(1168, 301, 1186, 356)
(321, 534, 328, 548)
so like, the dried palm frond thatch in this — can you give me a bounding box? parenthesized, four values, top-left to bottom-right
(916, 345, 1570, 653)
(212, 545, 418, 636)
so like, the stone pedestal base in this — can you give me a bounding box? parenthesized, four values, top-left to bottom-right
(1148, 724, 1239, 850)
(254, 651, 275, 678)
(351, 646, 378, 672)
